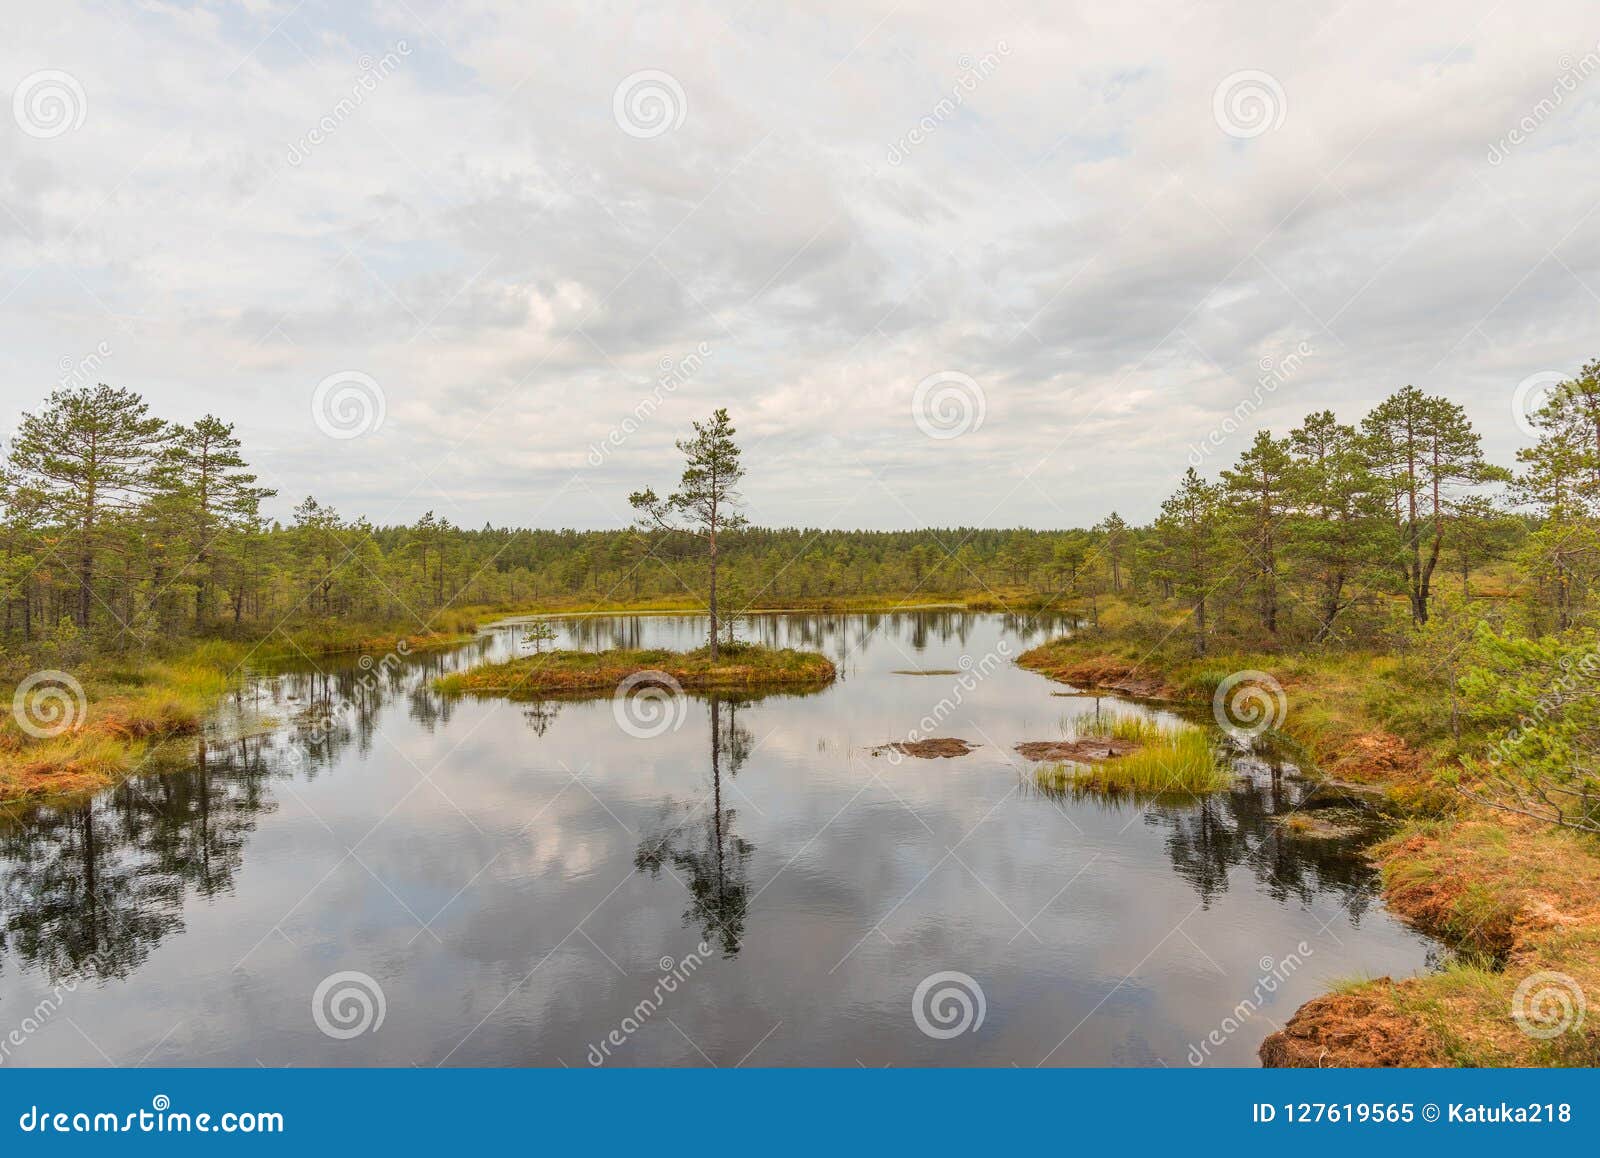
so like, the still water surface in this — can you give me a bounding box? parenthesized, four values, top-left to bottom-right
(0, 612, 1435, 1066)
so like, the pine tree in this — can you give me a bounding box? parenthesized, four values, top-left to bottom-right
(1097, 512, 1129, 592)
(1361, 386, 1503, 625)
(156, 415, 274, 626)
(1284, 410, 1390, 643)
(1151, 468, 1223, 655)
(630, 409, 748, 658)
(1220, 430, 1293, 636)
(9, 385, 170, 630)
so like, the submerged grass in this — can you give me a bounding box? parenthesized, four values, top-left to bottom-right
(1074, 713, 1171, 745)
(1034, 723, 1230, 798)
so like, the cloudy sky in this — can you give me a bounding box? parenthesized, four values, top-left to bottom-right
(3, 1, 1599, 531)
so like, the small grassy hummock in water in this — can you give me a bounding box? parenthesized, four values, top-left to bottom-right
(1075, 713, 1170, 745)
(433, 641, 836, 697)
(1034, 723, 1229, 797)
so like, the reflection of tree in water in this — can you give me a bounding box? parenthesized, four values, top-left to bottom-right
(522, 701, 561, 737)
(1148, 771, 1383, 919)
(552, 610, 1072, 674)
(1, 642, 459, 984)
(0, 735, 277, 982)
(634, 695, 755, 957)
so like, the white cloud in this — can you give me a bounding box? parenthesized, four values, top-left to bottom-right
(3, 0, 1600, 529)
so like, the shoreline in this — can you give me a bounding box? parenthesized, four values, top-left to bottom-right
(1014, 632, 1600, 1067)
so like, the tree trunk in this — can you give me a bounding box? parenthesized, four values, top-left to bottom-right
(708, 522, 719, 659)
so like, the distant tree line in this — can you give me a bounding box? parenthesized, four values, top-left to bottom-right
(7, 373, 1600, 666)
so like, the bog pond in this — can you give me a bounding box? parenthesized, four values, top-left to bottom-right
(0, 612, 1437, 1066)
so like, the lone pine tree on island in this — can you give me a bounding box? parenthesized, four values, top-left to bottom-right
(629, 408, 747, 659)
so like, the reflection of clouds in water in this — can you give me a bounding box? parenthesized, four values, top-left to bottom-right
(0, 612, 1432, 1067)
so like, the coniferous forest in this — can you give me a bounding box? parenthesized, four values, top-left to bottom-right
(10, 370, 1600, 665)
(8, 1, 1600, 1083)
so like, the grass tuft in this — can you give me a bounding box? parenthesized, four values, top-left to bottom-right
(1034, 724, 1229, 798)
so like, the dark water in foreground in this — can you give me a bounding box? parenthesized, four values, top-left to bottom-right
(0, 612, 1435, 1067)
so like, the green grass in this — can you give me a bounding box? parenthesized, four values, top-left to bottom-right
(1, 652, 241, 803)
(1, 610, 491, 805)
(1074, 713, 1171, 744)
(1327, 972, 1381, 996)
(434, 642, 837, 697)
(1034, 724, 1230, 798)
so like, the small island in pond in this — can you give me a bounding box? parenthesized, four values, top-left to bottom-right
(433, 643, 837, 697)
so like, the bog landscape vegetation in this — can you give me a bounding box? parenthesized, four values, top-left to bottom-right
(3, 367, 1600, 1066)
